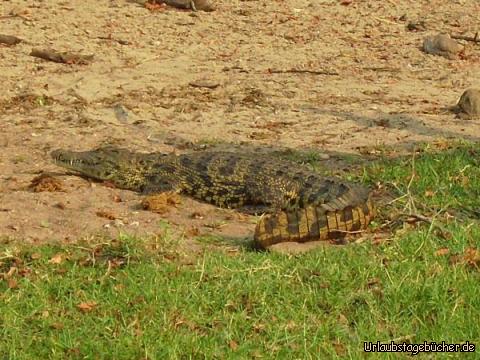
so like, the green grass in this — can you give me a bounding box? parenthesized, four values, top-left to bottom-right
(1, 142, 480, 359)
(365, 142, 480, 212)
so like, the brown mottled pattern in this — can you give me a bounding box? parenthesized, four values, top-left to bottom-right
(254, 195, 376, 248)
(51, 146, 375, 247)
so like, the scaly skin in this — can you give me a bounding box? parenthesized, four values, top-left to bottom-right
(254, 195, 376, 248)
(51, 146, 375, 247)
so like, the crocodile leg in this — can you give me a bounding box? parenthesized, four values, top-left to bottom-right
(140, 177, 176, 194)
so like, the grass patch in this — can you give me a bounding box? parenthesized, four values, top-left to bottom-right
(1, 142, 480, 359)
(365, 143, 480, 216)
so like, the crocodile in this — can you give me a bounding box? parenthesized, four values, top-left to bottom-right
(51, 146, 375, 248)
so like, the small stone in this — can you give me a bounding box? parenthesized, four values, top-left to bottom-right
(407, 21, 426, 32)
(192, 0, 215, 11)
(114, 219, 125, 227)
(113, 104, 129, 123)
(162, 0, 215, 12)
(422, 34, 463, 60)
(456, 88, 480, 119)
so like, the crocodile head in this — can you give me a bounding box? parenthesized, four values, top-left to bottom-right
(51, 146, 152, 190)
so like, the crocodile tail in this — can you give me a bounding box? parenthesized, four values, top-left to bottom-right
(253, 189, 375, 249)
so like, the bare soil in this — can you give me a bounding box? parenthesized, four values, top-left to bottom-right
(1, 0, 479, 247)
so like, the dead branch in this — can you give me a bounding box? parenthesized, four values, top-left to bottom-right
(0, 34, 22, 46)
(96, 36, 130, 45)
(0, 14, 30, 21)
(403, 213, 433, 224)
(451, 32, 480, 43)
(30, 48, 94, 64)
(268, 68, 339, 76)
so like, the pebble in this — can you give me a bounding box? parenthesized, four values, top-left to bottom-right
(164, 0, 215, 12)
(456, 88, 480, 119)
(422, 33, 463, 60)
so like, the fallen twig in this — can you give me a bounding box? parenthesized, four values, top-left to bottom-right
(451, 32, 480, 43)
(30, 48, 94, 64)
(404, 213, 433, 224)
(189, 80, 220, 89)
(96, 36, 130, 45)
(363, 66, 401, 72)
(268, 68, 339, 76)
(0, 13, 30, 21)
(0, 34, 22, 45)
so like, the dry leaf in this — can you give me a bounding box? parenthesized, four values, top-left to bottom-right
(50, 322, 64, 330)
(424, 190, 435, 197)
(229, 340, 239, 351)
(449, 247, 480, 268)
(253, 323, 266, 333)
(114, 284, 125, 292)
(432, 139, 452, 150)
(463, 247, 480, 268)
(67, 348, 80, 356)
(249, 131, 271, 140)
(145, 1, 167, 11)
(7, 278, 18, 289)
(102, 181, 117, 189)
(186, 226, 200, 237)
(285, 320, 297, 330)
(337, 314, 348, 325)
(134, 325, 143, 337)
(48, 253, 63, 265)
(30, 252, 42, 260)
(366, 278, 381, 288)
(449, 254, 461, 266)
(95, 210, 117, 220)
(141, 192, 181, 214)
(29, 174, 64, 192)
(77, 301, 98, 313)
(434, 248, 449, 257)
(332, 340, 347, 356)
(6, 266, 17, 277)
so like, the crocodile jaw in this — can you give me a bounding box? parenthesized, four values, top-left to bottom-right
(50, 148, 126, 182)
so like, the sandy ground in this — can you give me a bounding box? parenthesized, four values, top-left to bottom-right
(1, 0, 480, 247)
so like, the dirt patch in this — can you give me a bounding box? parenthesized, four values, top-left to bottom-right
(1, 0, 479, 247)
